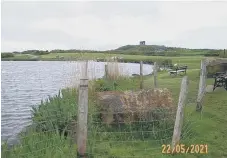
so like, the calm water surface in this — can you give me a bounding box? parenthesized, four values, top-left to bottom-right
(1, 61, 153, 145)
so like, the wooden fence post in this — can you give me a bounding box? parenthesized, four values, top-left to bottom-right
(77, 61, 89, 158)
(85, 60, 88, 77)
(105, 64, 108, 79)
(172, 76, 189, 148)
(77, 78, 88, 158)
(81, 61, 88, 79)
(154, 62, 158, 88)
(140, 61, 143, 89)
(196, 59, 207, 111)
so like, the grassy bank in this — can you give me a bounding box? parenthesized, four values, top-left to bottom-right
(2, 58, 227, 158)
(1, 89, 79, 158)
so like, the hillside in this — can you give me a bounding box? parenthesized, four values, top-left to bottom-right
(112, 45, 223, 56)
(115, 45, 177, 51)
(1, 45, 226, 61)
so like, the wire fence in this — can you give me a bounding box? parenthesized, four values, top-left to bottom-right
(1, 59, 197, 158)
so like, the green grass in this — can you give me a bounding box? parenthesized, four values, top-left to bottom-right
(1, 89, 79, 158)
(3, 52, 204, 69)
(2, 57, 227, 158)
(148, 70, 227, 157)
(88, 69, 227, 158)
(39, 52, 203, 69)
(1, 130, 77, 158)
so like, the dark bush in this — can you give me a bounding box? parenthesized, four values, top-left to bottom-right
(204, 53, 219, 57)
(33, 51, 50, 55)
(204, 50, 220, 57)
(1, 53, 14, 58)
(21, 50, 50, 55)
(122, 58, 172, 66)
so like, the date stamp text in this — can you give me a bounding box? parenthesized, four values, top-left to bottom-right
(162, 144, 208, 154)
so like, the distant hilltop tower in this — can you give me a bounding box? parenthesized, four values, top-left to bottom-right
(140, 41, 146, 45)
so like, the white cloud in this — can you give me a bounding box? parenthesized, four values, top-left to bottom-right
(1, 1, 227, 52)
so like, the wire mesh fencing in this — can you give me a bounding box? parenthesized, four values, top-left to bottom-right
(1, 59, 196, 158)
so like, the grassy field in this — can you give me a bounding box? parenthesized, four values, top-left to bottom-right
(2, 52, 204, 69)
(42, 52, 204, 69)
(1, 56, 227, 158)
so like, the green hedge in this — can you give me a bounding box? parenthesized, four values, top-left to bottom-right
(1, 53, 14, 58)
(118, 58, 172, 66)
(1, 58, 40, 61)
(207, 64, 227, 78)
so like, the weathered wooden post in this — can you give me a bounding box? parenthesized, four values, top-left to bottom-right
(85, 60, 88, 77)
(105, 64, 108, 79)
(77, 62, 89, 158)
(154, 62, 158, 88)
(140, 61, 143, 89)
(172, 76, 189, 149)
(196, 59, 207, 112)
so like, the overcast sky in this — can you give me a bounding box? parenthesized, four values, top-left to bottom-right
(1, 1, 227, 52)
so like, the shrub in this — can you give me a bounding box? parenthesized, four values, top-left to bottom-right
(203, 50, 220, 57)
(31, 88, 78, 136)
(121, 58, 172, 66)
(204, 52, 219, 56)
(219, 50, 227, 58)
(93, 79, 116, 91)
(1, 53, 14, 58)
(21, 50, 50, 55)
